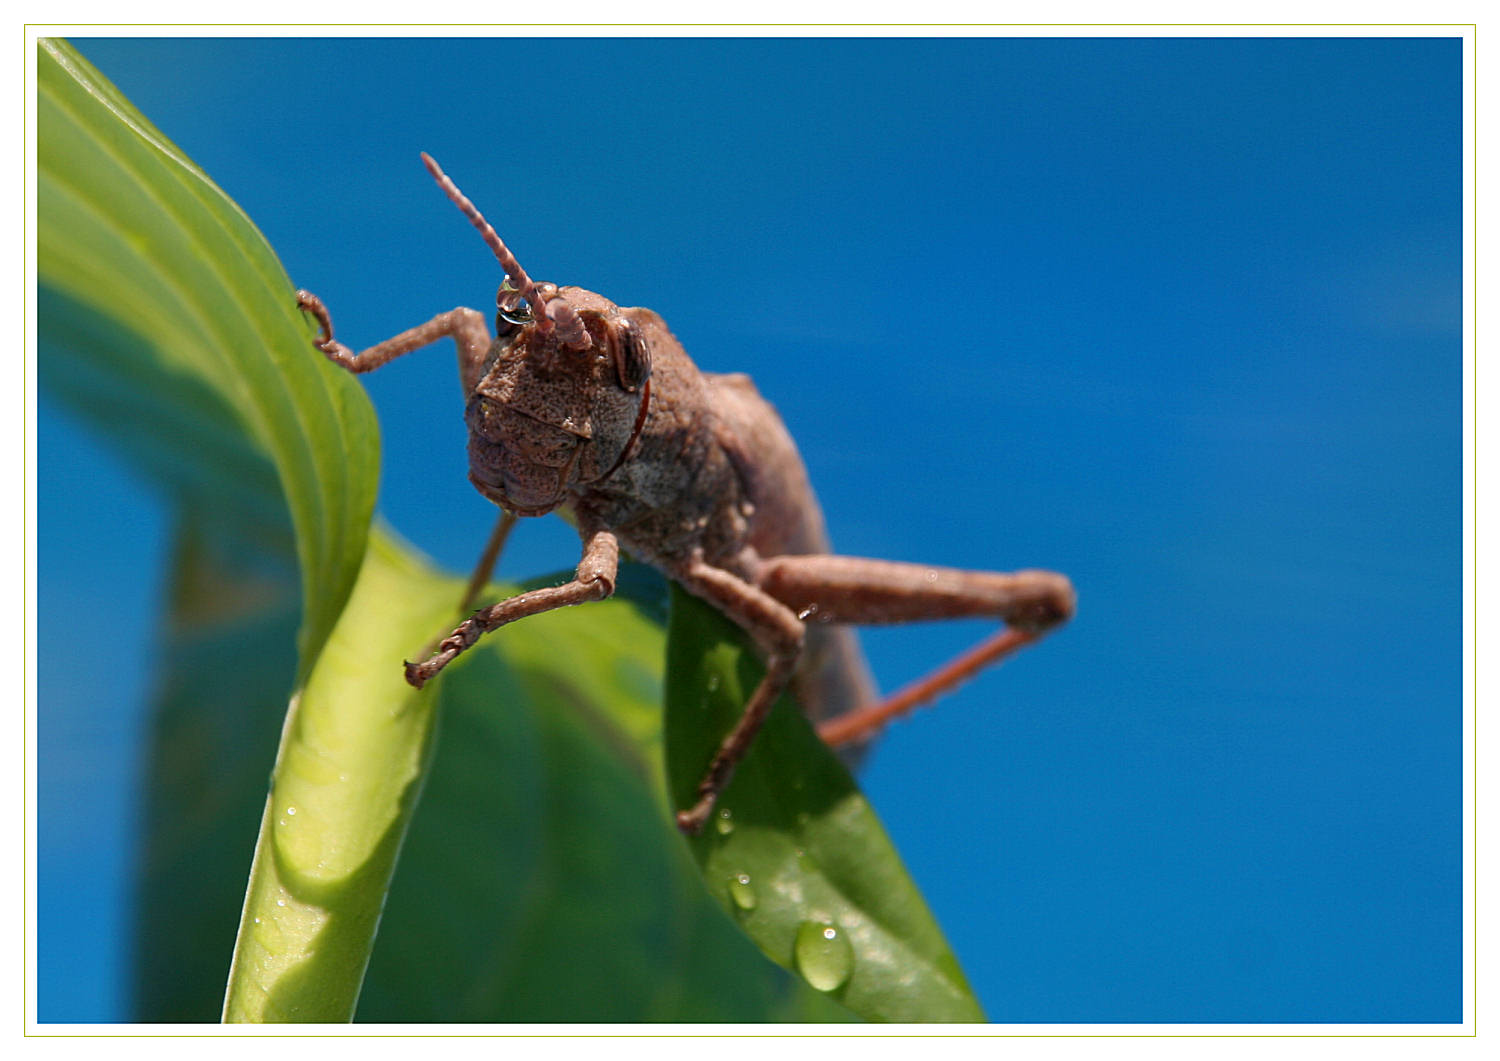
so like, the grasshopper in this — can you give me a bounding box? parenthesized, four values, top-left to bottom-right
(297, 153, 1075, 833)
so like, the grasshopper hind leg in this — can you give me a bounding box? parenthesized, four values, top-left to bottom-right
(753, 554, 1075, 747)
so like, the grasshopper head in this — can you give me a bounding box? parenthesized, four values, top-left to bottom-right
(418, 153, 653, 516)
(465, 287, 651, 515)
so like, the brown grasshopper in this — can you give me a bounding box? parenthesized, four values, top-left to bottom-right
(297, 153, 1075, 834)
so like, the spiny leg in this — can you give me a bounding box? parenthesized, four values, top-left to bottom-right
(295, 289, 492, 395)
(406, 526, 619, 687)
(753, 554, 1075, 747)
(674, 559, 806, 834)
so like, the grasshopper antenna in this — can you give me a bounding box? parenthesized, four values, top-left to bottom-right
(419, 152, 591, 350)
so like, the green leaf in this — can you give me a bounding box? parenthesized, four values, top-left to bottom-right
(219, 528, 458, 1021)
(665, 586, 985, 1022)
(37, 37, 378, 677)
(35, 36, 398, 1022)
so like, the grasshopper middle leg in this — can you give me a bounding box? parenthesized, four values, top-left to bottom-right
(671, 559, 808, 834)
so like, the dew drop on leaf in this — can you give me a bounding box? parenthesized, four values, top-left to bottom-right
(794, 921, 853, 992)
(729, 873, 757, 911)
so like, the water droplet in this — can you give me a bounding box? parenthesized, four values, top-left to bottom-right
(275, 898, 286, 908)
(285, 806, 296, 816)
(729, 873, 757, 911)
(925, 569, 939, 583)
(715, 808, 735, 835)
(706, 673, 721, 692)
(798, 604, 818, 620)
(795, 920, 853, 991)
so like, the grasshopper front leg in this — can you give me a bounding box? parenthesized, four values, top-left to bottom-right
(296, 289, 492, 395)
(405, 525, 620, 687)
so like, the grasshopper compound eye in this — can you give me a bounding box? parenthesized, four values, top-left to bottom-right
(495, 282, 531, 334)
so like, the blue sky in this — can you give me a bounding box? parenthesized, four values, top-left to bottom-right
(38, 35, 1463, 1023)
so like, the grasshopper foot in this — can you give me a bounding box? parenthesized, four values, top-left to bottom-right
(404, 644, 461, 688)
(404, 630, 472, 688)
(295, 289, 357, 365)
(675, 803, 711, 835)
